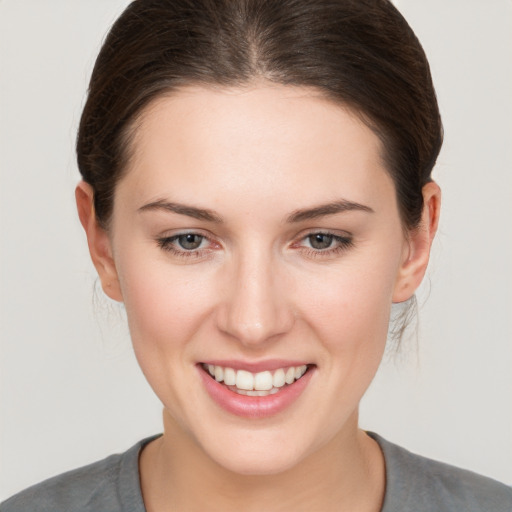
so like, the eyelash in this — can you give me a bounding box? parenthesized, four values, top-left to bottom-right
(156, 231, 354, 260)
(296, 232, 354, 259)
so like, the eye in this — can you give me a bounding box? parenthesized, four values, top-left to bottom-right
(292, 230, 354, 258)
(307, 233, 335, 250)
(156, 231, 216, 260)
(176, 233, 204, 250)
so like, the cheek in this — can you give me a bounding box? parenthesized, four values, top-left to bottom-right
(115, 254, 221, 419)
(116, 253, 216, 355)
(295, 254, 399, 356)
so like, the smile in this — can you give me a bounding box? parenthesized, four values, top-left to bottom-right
(202, 363, 309, 396)
(198, 361, 315, 418)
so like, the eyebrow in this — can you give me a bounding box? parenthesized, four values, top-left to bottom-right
(138, 198, 373, 224)
(286, 200, 374, 223)
(138, 200, 223, 223)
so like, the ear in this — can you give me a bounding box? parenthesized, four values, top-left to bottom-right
(75, 181, 123, 302)
(392, 181, 441, 303)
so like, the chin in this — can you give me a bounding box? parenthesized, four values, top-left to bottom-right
(212, 446, 306, 476)
(196, 426, 315, 476)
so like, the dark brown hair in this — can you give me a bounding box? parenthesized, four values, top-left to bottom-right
(77, 0, 442, 230)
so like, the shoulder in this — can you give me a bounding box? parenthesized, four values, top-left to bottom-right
(0, 436, 159, 512)
(368, 432, 512, 512)
(1, 454, 124, 512)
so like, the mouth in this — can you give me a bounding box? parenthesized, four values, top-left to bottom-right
(197, 361, 315, 418)
(201, 363, 310, 397)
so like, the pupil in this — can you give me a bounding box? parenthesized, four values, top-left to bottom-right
(310, 234, 333, 250)
(179, 234, 202, 250)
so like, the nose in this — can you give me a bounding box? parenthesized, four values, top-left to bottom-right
(216, 249, 295, 348)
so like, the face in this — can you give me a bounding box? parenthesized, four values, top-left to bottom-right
(93, 83, 418, 475)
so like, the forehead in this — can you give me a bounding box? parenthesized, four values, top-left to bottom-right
(118, 83, 395, 216)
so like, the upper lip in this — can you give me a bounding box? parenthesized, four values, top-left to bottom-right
(199, 359, 312, 373)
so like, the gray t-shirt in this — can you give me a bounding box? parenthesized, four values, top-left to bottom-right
(2, 432, 511, 511)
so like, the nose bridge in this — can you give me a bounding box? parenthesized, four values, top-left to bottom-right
(218, 242, 293, 345)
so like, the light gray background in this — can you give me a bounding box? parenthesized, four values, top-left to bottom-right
(1, 0, 511, 500)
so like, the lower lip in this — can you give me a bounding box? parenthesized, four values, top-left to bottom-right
(197, 365, 315, 419)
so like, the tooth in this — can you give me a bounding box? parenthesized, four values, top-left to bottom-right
(214, 366, 224, 382)
(236, 370, 254, 390)
(269, 387, 279, 394)
(273, 369, 286, 388)
(254, 371, 273, 391)
(236, 389, 247, 395)
(224, 367, 236, 386)
(211, 364, 308, 390)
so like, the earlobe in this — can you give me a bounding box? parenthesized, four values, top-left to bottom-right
(392, 181, 441, 303)
(75, 181, 123, 302)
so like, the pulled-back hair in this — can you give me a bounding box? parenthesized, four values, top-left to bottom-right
(77, 0, 442, 230)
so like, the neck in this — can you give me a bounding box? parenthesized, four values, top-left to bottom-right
(140, 410, 385, 512)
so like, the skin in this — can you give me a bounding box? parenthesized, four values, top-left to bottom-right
(76, 82, 440, 511)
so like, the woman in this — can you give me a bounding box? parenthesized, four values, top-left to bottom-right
(2, 0, 511, 510)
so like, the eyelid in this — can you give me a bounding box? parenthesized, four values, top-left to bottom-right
(290, 228, 353, 245)
(156, 226, 215, 238)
